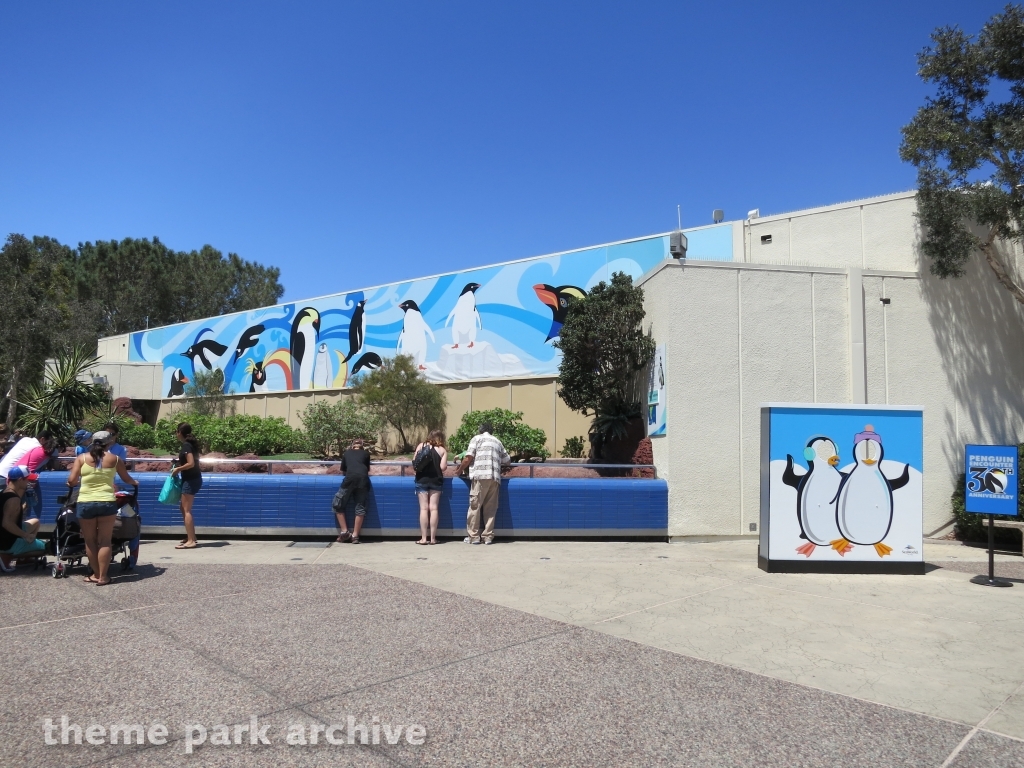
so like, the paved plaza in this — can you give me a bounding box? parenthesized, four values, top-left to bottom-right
(1, 538, 1022, 767)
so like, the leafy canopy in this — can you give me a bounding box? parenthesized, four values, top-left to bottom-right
(554, 272, 654, 439)
(16, 346, 108, 443)
(448, 408, 549, 459)
(299, 399, 385, 458)
(900, 4, 1024, 304)
(352, 355, 447, 452)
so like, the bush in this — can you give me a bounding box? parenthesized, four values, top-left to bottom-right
(951, 445, 1024, 545)
(449, 408, 549, 460)
(155, 414, 305, 456)
(298, 400, 384, 458)
(353, 355, 447, 451)
(82, 414, 156, 449)
(561, 435, 586, 458)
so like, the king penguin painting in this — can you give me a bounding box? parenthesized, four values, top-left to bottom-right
(833, 425, 910, 558)
(782, 437, 850, 557)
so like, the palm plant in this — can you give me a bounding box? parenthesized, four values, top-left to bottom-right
(16, 346, 108, 442)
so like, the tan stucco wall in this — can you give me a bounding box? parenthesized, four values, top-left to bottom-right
(643, 247, 1024, 539)
(156, 376, 591, 456)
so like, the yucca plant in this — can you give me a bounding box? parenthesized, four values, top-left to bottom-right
(16, 346, 108, 443)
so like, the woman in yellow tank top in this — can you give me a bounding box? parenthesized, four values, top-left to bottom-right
(67, 431, 138, 585)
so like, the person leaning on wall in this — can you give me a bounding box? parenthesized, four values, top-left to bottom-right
(456, 422, 510, 545)
(334, 438, 371, 544)
(414, 430, 448, 545)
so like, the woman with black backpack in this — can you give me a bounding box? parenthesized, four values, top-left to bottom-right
(413, 430, 447, 545)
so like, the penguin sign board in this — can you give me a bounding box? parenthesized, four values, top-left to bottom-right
(759, 403, 925, 574)
(964, 445, 1019, 516)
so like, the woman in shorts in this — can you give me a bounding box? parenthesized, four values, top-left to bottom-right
(413, 430, 447, 545)
(170, 423, 202, 550)
(67, 431, 138, 585)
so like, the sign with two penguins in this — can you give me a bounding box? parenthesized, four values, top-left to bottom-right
(759, 404, 925, 574)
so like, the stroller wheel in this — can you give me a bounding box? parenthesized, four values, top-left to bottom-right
(51, 563, 63, 579)
(120, 557, 130, 571)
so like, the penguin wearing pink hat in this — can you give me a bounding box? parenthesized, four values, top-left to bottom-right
(833, 425, 910, 557)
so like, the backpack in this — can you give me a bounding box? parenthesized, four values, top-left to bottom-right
(412, 444, 435, 473)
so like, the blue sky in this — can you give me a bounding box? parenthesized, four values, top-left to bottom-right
(0, 1, 1005, 303)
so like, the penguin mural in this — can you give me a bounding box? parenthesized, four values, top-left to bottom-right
(782, 437, 851, 557)
(445, 283, 481, 348)
(398, 300, 435, 370)
(245, 359, 268, 393)
(343, 300, 367, 362)
(167, 369, 189, 398)
(312, 342, 333, 388)
(234, 324, 265, 361)
(290, 307, 321, 390)
(833, 425, 911, 558)
(351, 351, 383, 376)
(181, 337, 228, 371)
(532, 284, 586, 341)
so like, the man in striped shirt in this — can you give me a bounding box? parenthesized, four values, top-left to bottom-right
(457, 422, 510, 545)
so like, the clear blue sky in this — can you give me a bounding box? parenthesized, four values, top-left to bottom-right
(0, 1, 1005, 302)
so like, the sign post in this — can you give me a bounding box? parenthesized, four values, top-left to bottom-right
(964, 445, 1018, 588)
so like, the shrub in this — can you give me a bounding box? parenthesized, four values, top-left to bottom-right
(449, 408, 549, 460)
(299, 400, 385, 458)
(353, 355, 447, 451)
(951, 446, 1023, 545)
(180, 369, 235, 418)
(82, 414, 156, 450)
(561, 436, 586, 458)
(155, 414, 305, 456)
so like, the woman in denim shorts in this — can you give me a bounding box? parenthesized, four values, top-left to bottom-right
(67, 431, 138, 585)
(170, 423, 203, 550)
(413, 430, 447, 545)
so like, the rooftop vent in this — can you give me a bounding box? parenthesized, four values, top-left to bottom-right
(713, 209, 724, 223)
(670, 230, 688, 259)
(748, 208, 760, 219)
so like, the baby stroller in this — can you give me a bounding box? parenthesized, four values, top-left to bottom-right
(49, 487, 140, 579)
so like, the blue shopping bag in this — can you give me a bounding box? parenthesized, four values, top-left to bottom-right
(158, 474, 182, 505)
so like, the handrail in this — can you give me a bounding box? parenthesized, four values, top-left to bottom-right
(113, 456, 658, 478)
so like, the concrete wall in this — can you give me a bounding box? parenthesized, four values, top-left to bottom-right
(643, 234, 1024, 539)
(155, 376, 592, 456)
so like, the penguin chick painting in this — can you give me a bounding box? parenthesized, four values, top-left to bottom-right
(833, 425, 911, 558)
(181, 339, 228, 371)
(234, 324, 265, 361)
(782, 437, 850, 557)
(343, 300, 367, 363)
(312, 342, 333, 389)
(532, 284, 586, 341)
(290, 307, 321, 390)
(167, 369, 189, 398)
(445, 283, 481, 348)
(398, 300, 434, 370)
(245, 359, 268, 393)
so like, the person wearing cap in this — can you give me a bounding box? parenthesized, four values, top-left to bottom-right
(74, 429, 94, 456)
(0, 431, 56, 522)
(67, 430, 138, 585)
(0, 466, 46, 571)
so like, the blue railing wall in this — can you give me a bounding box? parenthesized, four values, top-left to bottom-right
(34, 472, 668, 536)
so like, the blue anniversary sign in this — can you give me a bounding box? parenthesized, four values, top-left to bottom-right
(965, 445, 1019, 516)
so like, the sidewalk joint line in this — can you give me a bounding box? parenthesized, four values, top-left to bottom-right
(940, 677, 1024, 768)
(0, 592, 245, 631)
(592, 582, 740, 623)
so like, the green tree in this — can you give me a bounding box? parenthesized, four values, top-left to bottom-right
(0, 235, 89, 427)
(448, 408, 550, 459)
(299, 400, 385, 458)
(554, 272, 655, 442)
(353, 355, 447, 452)
(16, 347, 109, 442)
(900, 5, 1024, 305)
(180, 369, 235, 418)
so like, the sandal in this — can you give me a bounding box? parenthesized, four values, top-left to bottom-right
(350, 536, 360, 544)
(174, 542, 198, 550)
(95, 579, 111, 586)
(336, 532, 352, 543)
(415, 540, 428, 545)
(83, 575, 98, 583)
(429, 540, 436, 545)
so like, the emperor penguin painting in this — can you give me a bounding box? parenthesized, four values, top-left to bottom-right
(445, 283, 481, 348)
(833, 425, 910, 558)
(782, 437, 850, 557)
(398, 300, 434, 370)
(290, 307, 321, 390)
(344, 300, 367, 363)
(532, 284, 586, 341)
(312, 342, 333, 388)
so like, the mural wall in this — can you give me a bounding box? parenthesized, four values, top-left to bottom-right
(130, 235, 674, 397)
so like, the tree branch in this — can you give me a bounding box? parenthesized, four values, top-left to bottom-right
(978, 228, 1024, 306)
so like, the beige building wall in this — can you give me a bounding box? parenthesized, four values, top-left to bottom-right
(643, 196, 1024, 540)
(155, 376, 589, 456)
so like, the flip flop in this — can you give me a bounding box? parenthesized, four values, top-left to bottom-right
(174, 542, 198, 550)
(415, 540, 428, 545)
(83, 575, 98, 583)
(95, 579, 110, 586)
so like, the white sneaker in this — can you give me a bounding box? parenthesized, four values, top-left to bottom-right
(463, 537, 480, 545)
(483, 540, 493, 545)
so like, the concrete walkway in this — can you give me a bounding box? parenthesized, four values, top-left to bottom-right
(1, 537, 1022, 766)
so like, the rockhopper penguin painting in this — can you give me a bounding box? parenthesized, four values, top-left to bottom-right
(532, 284, 586, 342)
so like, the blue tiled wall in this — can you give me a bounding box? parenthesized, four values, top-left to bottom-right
(34, 472, 667, 535)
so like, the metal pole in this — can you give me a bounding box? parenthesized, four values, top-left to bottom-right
(971, 515, 1012, 587)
